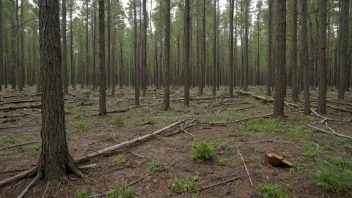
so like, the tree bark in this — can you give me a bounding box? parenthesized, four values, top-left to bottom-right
(301, 0, 310, 114)
(38, 0, 83, 180)
(99, 0, 106, 115)
(212, 0, 217, 97)
(291, 0, 298, 101)
(86, 0, 90, 88)
(62, 0, 68, 94)
(184, 0, 190, 106)
(243, 0, 250, 91)
(142, 0, 147, 96)
(338, 0, 349, 99)
(134, 0, 139, 105)
(228, 0, 234, 98)
(92, 0, 97, 89)
(70, 0, 75, 89)
(162, 0, 171, 110)
(107, 0, 111, 89)
(266, 0, 273, 96)
(0, 0, 3, 91)
(273, 0, 286, 118)
(317, 0, 327, 114)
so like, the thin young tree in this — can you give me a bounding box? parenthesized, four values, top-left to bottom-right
(266, 0, 273, 96)
(317, 0, 327, 113)
(338, 0, 349, 99)
(228, 0, 234, 98)
(243, 0, 250, 91)
(107, 0, 111, 89)
(212, 0, 217, 97)
(134, 0, 139, 105)
(291, 0, 298, 101)
(273, 0, 286, 117)
(255, 0, 262, 85)
(62, 0, 68, 94)
(38, 0, 84, 179)
(301, 0, 310, 114)
(184, 0, 191, 106)
(142, 0, 147, 96)
(162, 0, 170, 110)
(92, 0, 97, 89)
(99, 0, 106, 115)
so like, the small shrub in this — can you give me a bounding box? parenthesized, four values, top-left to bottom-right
(76, 121, 89, 132)
(106, 185, 133, 198)
(190, 140, 215, 162)
(218, 157, 230, 166)
(112, 118, 125, 127)
(76, 189, 90, 198)
(258, 184, 295, 198)
(170, 178, 193, 193)
(115, 154, 127, 166)
(312, 159, 352, 193)
(147, 158, 162, 172)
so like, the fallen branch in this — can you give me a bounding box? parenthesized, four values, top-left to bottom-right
(0, 124, 41, 130)
(235, 145, 253, 188)
(0, 141, 38, 151)
(306, 124, 352, 139)
(0, 113, 34, 119)
(74, 120, 185, 163)
(0, 99, 40, 106)
(127, 172, 154, 187)
(0, 120, 185, 188)
(192, 176, 242, 192)
(0, 104, 41, 112)
(327, 104, 352, 113)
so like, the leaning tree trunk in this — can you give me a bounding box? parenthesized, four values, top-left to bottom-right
(99, 0, 106, 115)
(38, 0, 84, 180)
(317, 0, 327, 114)
(273, 0, 286, 118)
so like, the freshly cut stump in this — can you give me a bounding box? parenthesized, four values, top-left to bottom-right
(264, 152, 293, 168)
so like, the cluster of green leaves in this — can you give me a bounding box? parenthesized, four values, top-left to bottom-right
(76, 121, 89, 132)
(312, 156, 352, 193)
(106, 185, 133, 198)
(115, 154, 127, 166)
(111, 117, 125, 127)
(75, 189, 91, 198)
(258, 184, 295, 198)
(170, 177, 195, 193)
(190, 140, 215, 162)
(147, 158, 162, 172)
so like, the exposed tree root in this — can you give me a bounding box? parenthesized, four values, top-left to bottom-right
(17, 174, 40, 198)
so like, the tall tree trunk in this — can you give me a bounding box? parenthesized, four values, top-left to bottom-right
(256, 1, 262, 86)
(11, 18, 16, 90)
(107, 0, 111, 89)
(266, 0, 273, 96)
(162, 0, 170, 110)
(243, 0, 250, 91)
(32, 23, 37, 86)
(301, 0, 310, 114)
(119, 39, 124, 88)
(20, 0, 24, 89)
(317, 0, 327, 113)
(70, 0, 75, 89)
(291, 0, 298, 101)
(0, 0, 3, 91)
(86, 0, 90, 88)
(38, 0, 83, 180)
(92, 0, 97, 89)
(99, 0, 106, 115)
(134, 0, 139, 105)
(111, 26, 116, 96)
(273, 0, 286, 117)
(62, 0, 68, 94)
(142, 0, 147, 96)
(228, 0, 234, 98)
(16, 0, 22, 91)
(212, 0, 217, 97)
(338, 0, 349, 99)
(199, 0, 206, 96)
(184, 0, 190, 106)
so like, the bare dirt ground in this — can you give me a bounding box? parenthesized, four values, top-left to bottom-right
(0, 85, 351, 198)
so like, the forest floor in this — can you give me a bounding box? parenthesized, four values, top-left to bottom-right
(0, 86, 351, 198)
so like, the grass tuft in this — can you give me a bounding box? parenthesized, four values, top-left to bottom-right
(190, 140, 215, 162)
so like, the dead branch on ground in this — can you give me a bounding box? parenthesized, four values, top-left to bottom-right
(0, 141, 38, 150)
(0, 104, 41, 112)
(192, 176, 242, 193)
(306, 124, 352, 139)
(235, 145, 253, 188)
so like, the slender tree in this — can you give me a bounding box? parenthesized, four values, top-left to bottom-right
(301, 0, 310, 114)
(134, 0, 139, 105)
(38, 0, 84, 180)
(107, 0, 111, 89)
(291, 0, 298, 101)
(92, 0, 97, 89)
(162, 0, 170, 110)
(212, 0, 217, 97)
(228, 0, 234, 98)
(273, 0, 286, 117)
(317, 0, 327, 113)
(255, 1, 262, 85)
(62, 0, 68, 94)
(338, 0, 349, 99)
(99, 0, 106, 115)
(70, 0, 75, 89)
(243, 0, 250, 91)
(0, 0, 3, 91)
(266, 0, 273, 96)
(142, 0, 147, 96)
(184, 0, 190, 106)
(86, 0, 90, 88)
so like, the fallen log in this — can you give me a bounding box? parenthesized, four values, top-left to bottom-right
(0, 99, 40, 106)
(0, 141, 38, 151)
(0, 104, 41, 112)
(306, 124, 352, 139)
(0, 120, 186, 188)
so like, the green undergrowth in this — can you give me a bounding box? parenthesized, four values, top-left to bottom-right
(257, 184, 296, 198)
(190, 140, 216, 162)
(106, 185, 133, 198)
